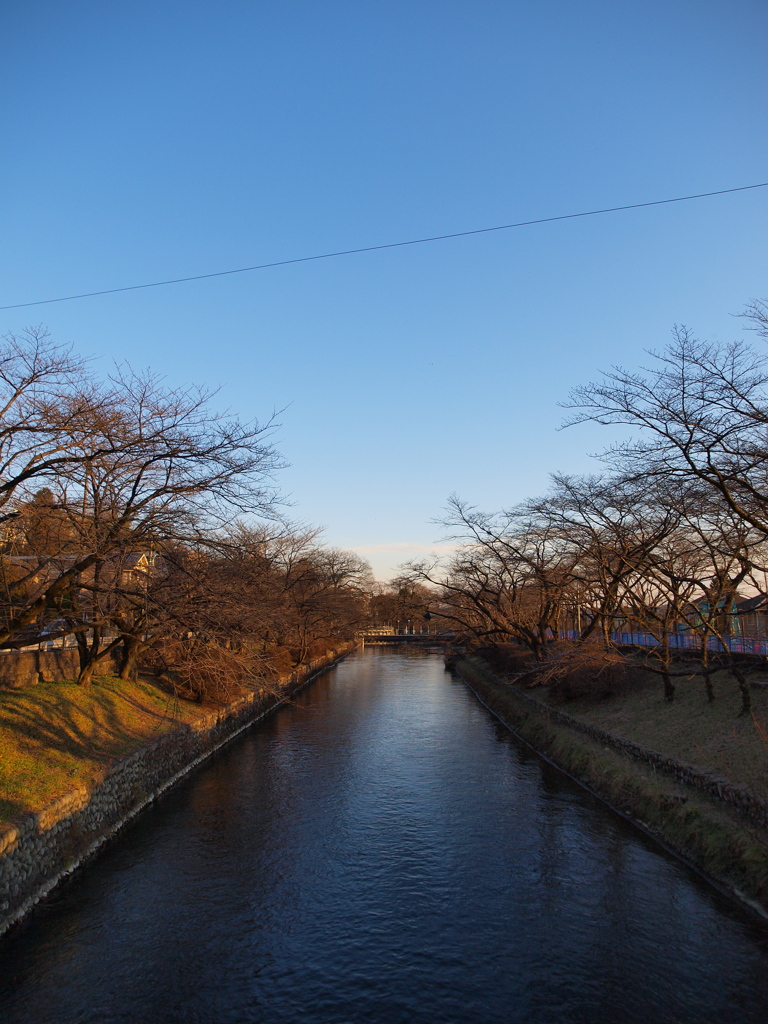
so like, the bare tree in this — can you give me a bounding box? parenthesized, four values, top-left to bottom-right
(140, 525, 373, 700)
(564, 312, 768, 539)
(670, 491, 768, 712)
(1, 361, 282, 680)
(561, 307, 768, 708)
(406, 496, 576, 658)
(369, 579, 436, 632)
(275, 539, 373, 662)
(0, 327, 90, 530)
(615, 525, 702, 702)
(523, 473, 680, 646)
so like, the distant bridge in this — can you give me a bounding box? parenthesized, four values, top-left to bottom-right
(359, 631, 455, 645)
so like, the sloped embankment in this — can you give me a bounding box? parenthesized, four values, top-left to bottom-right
(453, 655, 768, 917)
(0, 644, 356, 936)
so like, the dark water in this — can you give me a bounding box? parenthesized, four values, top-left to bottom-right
(2, 648, 768, 1023)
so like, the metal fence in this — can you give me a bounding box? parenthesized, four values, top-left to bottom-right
(0, 631, 120, 654)
(559, 629, 768, 656)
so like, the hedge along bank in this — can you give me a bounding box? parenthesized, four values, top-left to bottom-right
(0, 643, 357, 937)
(452, 654, 768, 918)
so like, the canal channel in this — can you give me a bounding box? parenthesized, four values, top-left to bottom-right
(1, 647, 767, 1022)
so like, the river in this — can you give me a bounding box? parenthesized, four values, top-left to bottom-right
(1, 647, 768, 1022)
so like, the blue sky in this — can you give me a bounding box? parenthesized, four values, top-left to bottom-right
(2, 1, 767, 578)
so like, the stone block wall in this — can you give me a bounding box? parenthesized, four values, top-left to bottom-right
(0, 649, 124, 688)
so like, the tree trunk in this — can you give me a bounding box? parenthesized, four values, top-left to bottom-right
(699, 637, 715, 701)
(77, 659, 96, 686)
(76, 624, 101, 685)
(703, 666, 715, 702)
(74, 628, 89, 673)
(662, 669, 675, 702)
(119, 636, 141, 680)
(601, 616, 612, 650)
(733, 667, 751, 715)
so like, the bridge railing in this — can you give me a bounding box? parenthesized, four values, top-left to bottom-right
(361, 626, 452, 635)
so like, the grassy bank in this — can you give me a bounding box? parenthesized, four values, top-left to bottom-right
(0, 643, 357, 830)
(540, 668, 768, 802)
(454, 655, 768, 914)
(0, 675, 212, 824)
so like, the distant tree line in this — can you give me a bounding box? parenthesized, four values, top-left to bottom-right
(0, 328, 373, 695)
(405, 301, 768, 713)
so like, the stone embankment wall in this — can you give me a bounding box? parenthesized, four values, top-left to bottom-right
(0, 648, 124, 688)
(0, 645, 356, 937)
(459, 656, 768, 830)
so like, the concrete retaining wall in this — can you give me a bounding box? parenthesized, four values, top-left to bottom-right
(0, 645, 356, 936)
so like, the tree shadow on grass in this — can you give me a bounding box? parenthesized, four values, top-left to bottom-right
(0, 679, 186, 821)
(0, 795, 23, 822)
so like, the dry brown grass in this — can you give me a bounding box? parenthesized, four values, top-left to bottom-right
(0, 675, 211, 825)
(541, 667, 768, 800)
(458, 656, 768, 908)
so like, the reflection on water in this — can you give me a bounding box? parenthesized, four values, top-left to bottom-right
(1, 647, 768, 1023)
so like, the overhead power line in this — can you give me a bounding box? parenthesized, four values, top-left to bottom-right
(2, 181, 767, 311)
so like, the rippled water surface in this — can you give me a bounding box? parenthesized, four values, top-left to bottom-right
(2, 648, 768, 1022)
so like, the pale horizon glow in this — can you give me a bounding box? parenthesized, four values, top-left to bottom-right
(348, 542, 459, 581)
